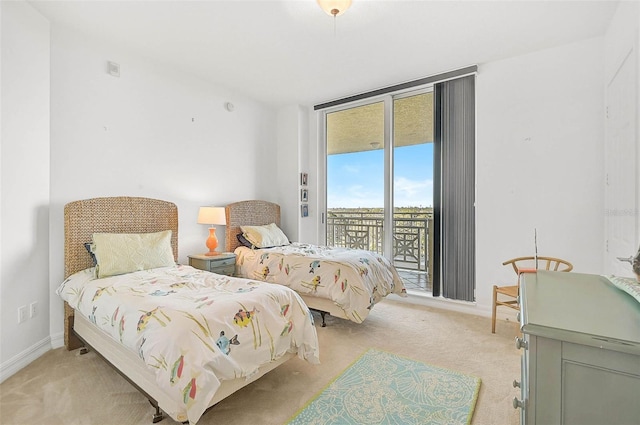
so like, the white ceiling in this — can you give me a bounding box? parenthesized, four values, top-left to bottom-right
(29, 0, 619, 107)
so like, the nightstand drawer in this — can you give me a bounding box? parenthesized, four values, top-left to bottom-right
(188, 253, 237, 277)
(211, 257, 236, 267)
(212, 264, 236, 276)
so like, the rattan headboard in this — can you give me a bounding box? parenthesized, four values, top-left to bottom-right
(225, 200, 281, 253)
(64, 197, 178, 278)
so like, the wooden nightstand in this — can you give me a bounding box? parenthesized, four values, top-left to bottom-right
(188, 252, 236, 276)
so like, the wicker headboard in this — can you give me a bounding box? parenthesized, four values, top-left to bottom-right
(64, 196, 179, 278)
(225, 200, 281, 253)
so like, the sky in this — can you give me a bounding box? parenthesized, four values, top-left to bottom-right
(327, 143, 433, 208)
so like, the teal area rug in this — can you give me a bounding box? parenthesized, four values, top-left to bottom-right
(288, 349, 481, 425)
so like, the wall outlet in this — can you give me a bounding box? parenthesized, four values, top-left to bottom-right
(108, 61, 120, 77)
(29, 301, 38, 318)
(18, 306, 27, 323)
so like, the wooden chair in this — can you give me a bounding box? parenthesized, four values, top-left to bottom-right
(491, 256, 573, 333)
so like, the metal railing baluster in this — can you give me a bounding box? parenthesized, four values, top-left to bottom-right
(326, 208, 433, 291)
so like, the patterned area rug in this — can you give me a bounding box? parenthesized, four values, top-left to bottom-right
(288, 348, 481, 425)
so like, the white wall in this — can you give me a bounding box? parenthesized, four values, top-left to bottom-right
(302, 36, 606, 318)
(47, 26, 279, 346)
(0, 1, 51, 382)
(297, 105, 316, 243)
(276, 106, 301, 241)
(276, 104, 315, 243)
(603, 0, 640, 274)
(475, 36, 605, 315)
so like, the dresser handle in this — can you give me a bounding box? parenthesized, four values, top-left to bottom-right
(515, 337, 528, 350)
(513, 380, 521, 388)
(513, 397, 525, 409)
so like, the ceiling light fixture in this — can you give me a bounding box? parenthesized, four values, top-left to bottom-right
(317, 0, 352, 17)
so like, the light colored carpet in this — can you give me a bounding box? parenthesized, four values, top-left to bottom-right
(0, 299, 521, 425)
(288, 348, 481, 425)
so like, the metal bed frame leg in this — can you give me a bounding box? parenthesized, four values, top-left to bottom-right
(310, 309, 328, 327)
(149, 400, 164, 423)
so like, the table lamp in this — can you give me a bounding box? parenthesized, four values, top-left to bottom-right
(197, 206, 226, 256)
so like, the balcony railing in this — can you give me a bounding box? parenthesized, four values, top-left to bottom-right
(326, 208, 434, 291)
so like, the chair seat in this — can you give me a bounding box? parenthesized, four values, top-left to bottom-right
(492, 256, 573, 333)
(495, 285, 518, 298)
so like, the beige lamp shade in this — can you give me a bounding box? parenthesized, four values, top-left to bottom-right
(197, 207, 226, 226)
(197, 207, 226, 255)
(317, 0, 352, 16)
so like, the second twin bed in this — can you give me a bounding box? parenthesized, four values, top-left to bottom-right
(225, 200, 407, 326)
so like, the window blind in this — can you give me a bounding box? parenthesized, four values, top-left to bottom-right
(433, 75, 476, 301)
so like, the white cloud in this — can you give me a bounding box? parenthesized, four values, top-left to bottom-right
(328, 184, 383, 208)
(341, 164, 360, 174)
(394, 176, 433, 207)
(328, 177, 433, 208)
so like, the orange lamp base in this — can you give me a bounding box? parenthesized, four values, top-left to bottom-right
(205, 227, 219, 256)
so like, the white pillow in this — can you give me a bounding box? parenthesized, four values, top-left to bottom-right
(92, 230, 175, 278)
(241, 223, 289, 248)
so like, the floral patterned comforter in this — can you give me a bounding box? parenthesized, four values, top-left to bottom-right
(56, 265, 319, 424)
(234, 243, 407, 323)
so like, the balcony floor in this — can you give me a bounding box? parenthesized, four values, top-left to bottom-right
(397, 268, 431, 292)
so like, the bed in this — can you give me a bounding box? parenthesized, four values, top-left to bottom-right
(58, 197, 319, 425)
(225, 200, 407, 326)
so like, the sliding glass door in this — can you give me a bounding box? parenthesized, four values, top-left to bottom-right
(324, 89, 434, 291)
(326, 101, 387, 253)
(319, 70, 476, 301)
(392, 90, 434, 290)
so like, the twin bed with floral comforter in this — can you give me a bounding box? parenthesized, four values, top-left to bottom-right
(235, 242, 405, 323)
(225, 200, 407, 325)
(60, 197, 319, 425)
(57, 265, 318, 424)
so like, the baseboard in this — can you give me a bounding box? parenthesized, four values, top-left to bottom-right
(50, 331, 64, 349)
(392, 291, 519, 322)
(0, 336, 51, 384)
(395, 290, 487, 317)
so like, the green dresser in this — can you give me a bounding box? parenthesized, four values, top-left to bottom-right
(516, 270, 640, 425)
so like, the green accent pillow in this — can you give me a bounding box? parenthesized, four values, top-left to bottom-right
(92, 230, 175, 278)
(241, 223, 289, 248)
